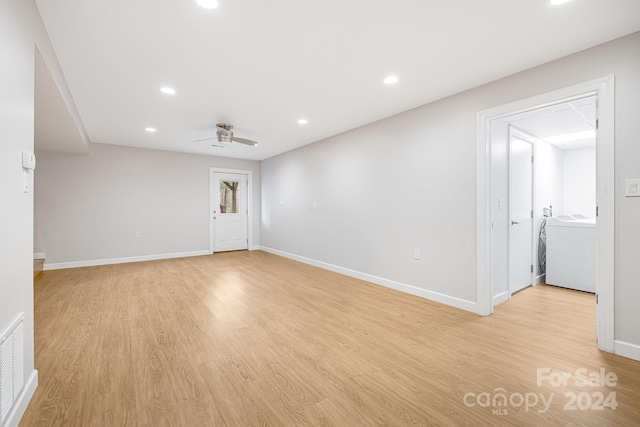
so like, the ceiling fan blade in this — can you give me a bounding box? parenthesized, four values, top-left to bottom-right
(193, 136, 218, 142)
(233, 137, 258, 146)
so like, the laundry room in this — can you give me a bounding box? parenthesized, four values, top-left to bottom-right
(490, 95, 598, 304)
(516, 95, 597, 293)
(535, 133, 596, 293)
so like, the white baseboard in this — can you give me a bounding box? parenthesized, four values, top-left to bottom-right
(614, 340, 640, 362)
(33, 253, 45, 260)
(492, 290, 510, 306)
(44, 250, 210, 271)
(249, 245, 261, 251)
(535, 274, 545, 285)
(259, 246, 478, 314)
(6, 369, 38, 427)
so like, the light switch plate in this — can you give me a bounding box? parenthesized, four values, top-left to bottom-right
(625, 179, 640, 197)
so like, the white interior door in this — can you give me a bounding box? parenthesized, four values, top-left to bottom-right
(211, 172, 248, 252)
(509, 133, 534, 294)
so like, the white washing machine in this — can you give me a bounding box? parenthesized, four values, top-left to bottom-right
(545, 216, 596, 293)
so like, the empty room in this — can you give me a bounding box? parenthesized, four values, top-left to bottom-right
(2, 0, 640, 426)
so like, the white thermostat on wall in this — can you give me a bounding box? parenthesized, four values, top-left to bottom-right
(22, 151, 36, 170)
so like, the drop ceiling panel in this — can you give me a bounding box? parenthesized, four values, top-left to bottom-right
(506, 96, 597, 150)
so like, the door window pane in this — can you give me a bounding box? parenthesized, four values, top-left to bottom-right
(220, 181, 240, 213)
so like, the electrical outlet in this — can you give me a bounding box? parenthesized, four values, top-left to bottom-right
(414, 248, 421, 260)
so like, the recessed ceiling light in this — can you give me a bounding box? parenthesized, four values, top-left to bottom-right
(297, 119, 308, 125)
(145, 127, 157, 133)
(546, 0, 573, 7)
(195, 0, 218, 9)
(384, 75, 399, 85)
(160, 86, 176, 95)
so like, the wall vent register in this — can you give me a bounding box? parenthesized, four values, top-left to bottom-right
(0, 313, 24, 426)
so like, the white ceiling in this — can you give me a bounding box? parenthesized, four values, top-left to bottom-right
(34, 0, 640, 161)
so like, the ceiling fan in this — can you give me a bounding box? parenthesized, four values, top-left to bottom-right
(194, 123, 258, 148)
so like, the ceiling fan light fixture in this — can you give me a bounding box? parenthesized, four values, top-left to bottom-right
(195, 0, 218, 9)
(194, 122, 259, 147)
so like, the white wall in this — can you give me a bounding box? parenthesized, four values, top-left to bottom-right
(34, 143, 260, 267)
(261, 32, 640, 348)
(0, 0, 71, 423)
(535, 140, 565, 219)
(262, 97, 478, 308)
(0, 0, 35, 403)
(564, 147, 596, 218)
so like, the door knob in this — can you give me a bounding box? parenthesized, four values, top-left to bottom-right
(511, 220, 520, 225)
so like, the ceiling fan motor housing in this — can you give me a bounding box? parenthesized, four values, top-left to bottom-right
(216, 123, 234, 145)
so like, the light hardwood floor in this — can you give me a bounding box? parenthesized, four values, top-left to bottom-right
(21, 251, 640, 426)
(33, 258, 44, 281)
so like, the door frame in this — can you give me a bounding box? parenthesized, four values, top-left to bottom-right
(209, 167, 254, 254)
(475, 75, 615, 352)
(508, 126, 536, 296)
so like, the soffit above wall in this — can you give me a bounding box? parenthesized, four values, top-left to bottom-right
(34, 49, 90, 154)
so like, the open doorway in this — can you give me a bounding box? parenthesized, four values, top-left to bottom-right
(476, 76, 615, 352)
(503, 96, 597, 297)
